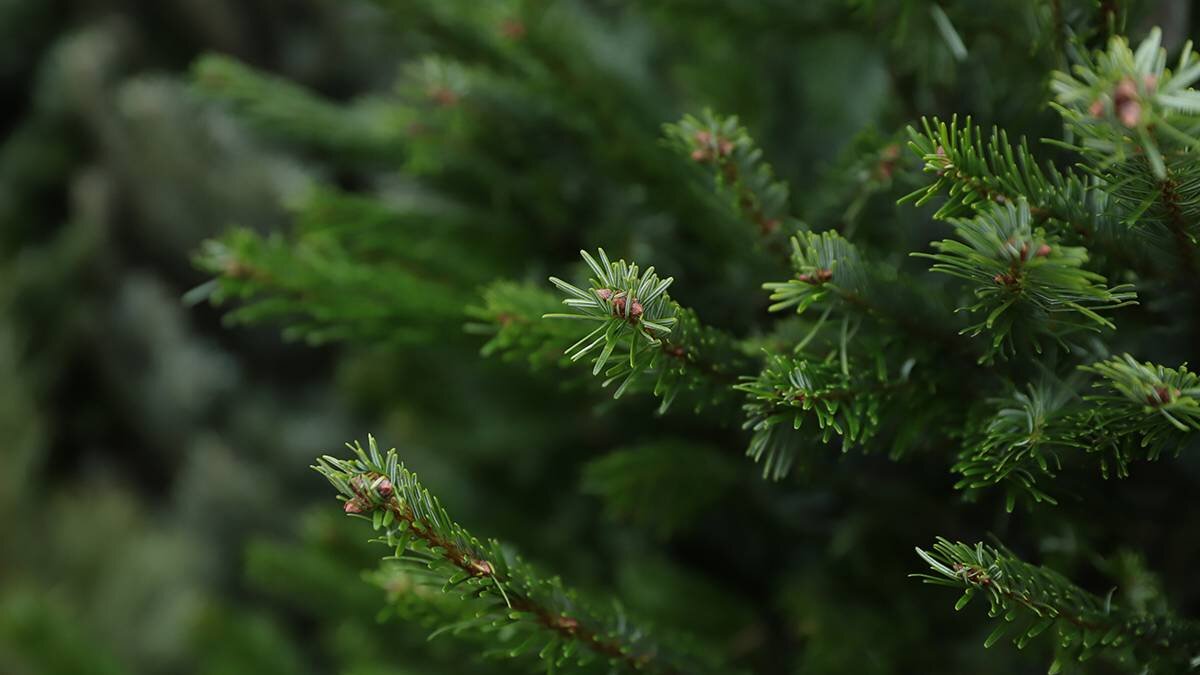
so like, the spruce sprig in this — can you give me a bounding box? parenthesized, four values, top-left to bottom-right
(665, 110, 797, 237)
(1051, 28, 1200, 179)
(902, 116, 1085, 222)
(763, 231, 870, 316)
(902, 115, 1147, 276)
(1050, 28, 1200, 275)
(1080, 354, 1200, 476)
(915, 538, 1200, 673)
(916, 198, 1136, 360)
(953, 381, 1078, 510)
(314, 437, 728, 675)
(953, 355, 1200, 508)
(545, 249, 749, 412)
(736, 353, 900, 480)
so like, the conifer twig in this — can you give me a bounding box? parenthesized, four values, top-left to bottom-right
(665, 110, 797, 238)
(315, 438, 728, 675)
(915, 538, 1200, 672)
(545, 248, 753, 412)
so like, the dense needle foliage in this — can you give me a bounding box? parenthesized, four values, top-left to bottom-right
(5, 2, 1200, 675)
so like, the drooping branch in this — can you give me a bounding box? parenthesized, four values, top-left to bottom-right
(315, 438, 730, 675)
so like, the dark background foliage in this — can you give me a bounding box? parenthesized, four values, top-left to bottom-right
(2, 1, 1198, 673)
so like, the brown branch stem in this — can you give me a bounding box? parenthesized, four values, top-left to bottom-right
(376, 496, 675, 674)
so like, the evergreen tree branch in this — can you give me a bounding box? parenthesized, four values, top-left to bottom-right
(545, 249, 752, 412)
(764, 230, 969, 354)
(953, 379, 1079, 510)
(193, 54, 409, 162)
(954, 355, 1200, 508)
(664, 110, 797, 238)
(736, 352, 916, 480)
(466, 281, 580, 370)
(915, 199, 1136, 360)
(1051, 28, 1200, 274)
(915, 538, 1200, 673)
(193, 227, 470, 346)
(749, 230, 976, 477)
(315, 437, 728, 675)
(903, 115, 1083, 223)
(901, 115, 1155, 278)
(1079, 354, 1200, 473)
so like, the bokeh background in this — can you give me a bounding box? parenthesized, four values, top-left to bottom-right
(3, 1, 1198, 674)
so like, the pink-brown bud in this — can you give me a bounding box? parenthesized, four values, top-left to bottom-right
(611, 293, 643, 322)
(1147, 386, 1180, 407)
(468, 559, 495, 576)
(798, 268, 833, 285)
(1114, 77, 1142, 128)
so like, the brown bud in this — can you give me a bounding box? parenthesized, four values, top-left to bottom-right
(1113, 77, 1142, 128)
(468, 559, 494, 576)
(1117, 99, 1142, 128)
(690, 148, 711, 162)
(798, 268, 833, 285)
(601, 291, 643, 322)
(694, 130, 712, 145)
(1147, 386, 1180, 406)
(375, 478, 393, 497)
(717, 139, 734, 156)
(1115, 76, 1137, 101)
(1036, 244, 1052, 258)
(343, 498, 367, 514)
(1089, 98, 1106, 118)
(1019, 242, 1030, 261)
